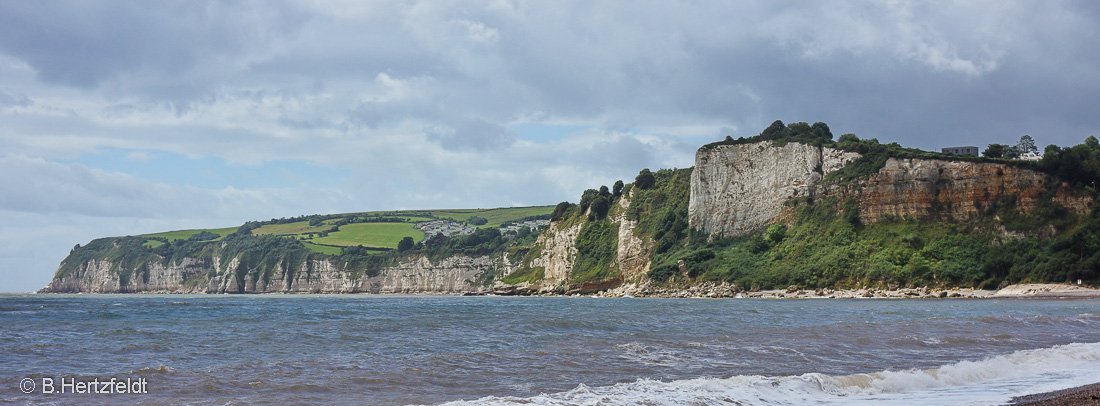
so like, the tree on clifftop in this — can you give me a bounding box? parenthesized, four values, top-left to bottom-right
(635, 168, 655, 190)
(551, 201, 573, 221)
(1016, 135, 1038, 155)
(397, 236, 414, 252)
(983, 143, 1019, 159)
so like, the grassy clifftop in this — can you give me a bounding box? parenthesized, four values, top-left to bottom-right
(56, 206, 554, 289)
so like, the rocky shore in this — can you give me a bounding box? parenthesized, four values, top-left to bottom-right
(580, 282, 1100, 299)
(1009, 383, 1100, 405)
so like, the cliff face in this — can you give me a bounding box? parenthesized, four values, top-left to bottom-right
(839, 157, 1093, 223)
(690, 142, 1094, 238)
(525, 220, 583, 287)
(612, 193, 650, 281)
(499, 188, 652, 293)
(40, 254, 513, 294)
(40, 258, 215, 294)
(689, 141, 860, 237)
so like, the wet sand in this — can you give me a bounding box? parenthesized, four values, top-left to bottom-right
(1009, 383, 1100, 405)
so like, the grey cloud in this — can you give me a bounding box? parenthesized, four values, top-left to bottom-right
(0, 155, 350, 219)
(0, 1, 309, 90)
(0, 90, 31, 108)
(427, 119, 516, 151)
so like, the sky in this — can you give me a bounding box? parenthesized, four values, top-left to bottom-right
(1, 1, 1098, 292)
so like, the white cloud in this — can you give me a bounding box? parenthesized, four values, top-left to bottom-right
(0, 154, 351, 219)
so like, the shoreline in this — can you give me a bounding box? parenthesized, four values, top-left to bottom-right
(1008, 382, 1100, 405)
(592, 282, 1100, 299)
(20, 283, 1100, 299)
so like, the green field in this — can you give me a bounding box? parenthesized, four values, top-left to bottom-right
(134, 206, 554, 255)
(142, 227, 238, 241)
(252, 221, 333, 236)
(426, 206, 554, 227)
(311, 223, 424, 249)
(141, 227, 239, 249)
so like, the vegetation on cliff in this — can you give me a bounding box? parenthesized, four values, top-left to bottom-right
(53, 207, 553, 291)
(647, 194, 1098, 290)
(653, 121, 1100, 289)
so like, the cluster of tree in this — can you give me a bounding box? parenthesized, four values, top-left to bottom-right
(635, 169, 655, 190)
(466, 216, 489, 226)
(266, 214, 327, 226)
(983, 135, 1038, 159)
(705, 120, 834, 150)
(1038, 136, 1100, 190)
(350, 216, 408, 224)
(339, 245, 392, 255)
(414, 227, 507, 260)
(627, 168, 692, 256)
(398, 236, 415, 252)
(579, 186, 614, 220)
(188, 231, 221, 241)
(551, 201, 574, 221)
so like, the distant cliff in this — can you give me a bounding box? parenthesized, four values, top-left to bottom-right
(40, 253, 513, 294)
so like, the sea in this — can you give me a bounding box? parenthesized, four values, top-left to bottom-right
(2, 294, 1100, 405)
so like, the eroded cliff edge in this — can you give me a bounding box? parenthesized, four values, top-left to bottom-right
(689, 141, 1092, 238)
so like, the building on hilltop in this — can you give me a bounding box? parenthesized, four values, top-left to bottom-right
(942, 146, 979, 156)
(1019, 151, 1043, 161)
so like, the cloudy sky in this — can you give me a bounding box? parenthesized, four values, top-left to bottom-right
(2, 1, 1098, 292)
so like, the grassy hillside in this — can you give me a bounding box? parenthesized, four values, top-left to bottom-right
(426, 207, 557, 228)
(136, 206, 553, 255)
(143, 227, 240, 241)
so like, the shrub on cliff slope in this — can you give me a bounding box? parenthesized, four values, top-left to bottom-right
(654, 192, 1099, 290)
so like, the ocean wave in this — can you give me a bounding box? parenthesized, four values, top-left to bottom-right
(439, 342, 1100, 406)
(130, 365, 175, 375)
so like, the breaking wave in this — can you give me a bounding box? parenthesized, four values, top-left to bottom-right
(441, 342, 1100, 406)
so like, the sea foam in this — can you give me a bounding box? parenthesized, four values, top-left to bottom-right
(441, 342, 1100, 406)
